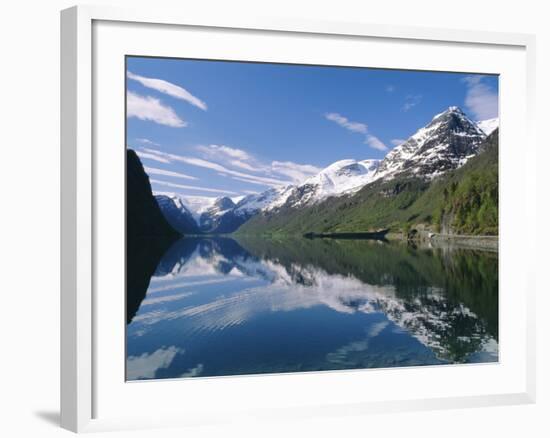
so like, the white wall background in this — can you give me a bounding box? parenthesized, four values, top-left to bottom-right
(0, 1, 547, 437)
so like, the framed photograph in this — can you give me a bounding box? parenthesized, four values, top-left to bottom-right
(61, 5, 536, 433)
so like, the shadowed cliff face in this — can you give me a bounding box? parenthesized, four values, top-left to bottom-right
(126, 148, 179, 238)
(126, 148, 179, 323)
(155, 195, 201, 235)
(126, 237, 176, 324)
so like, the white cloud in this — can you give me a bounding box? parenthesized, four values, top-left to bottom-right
(365, 135, 388, 151)
(227, 160, 260, 172)
(144, 148, 293, 188)
(127, 91, 186, 127)
(325, 112, 368, 134)
(390, 138, 406, 146)
(135, 150, 170, 164)
(196, 145, 321, 185)
(325, 112, 387, 152)
(195, 144, 265, 173)
(271, 160, 321, 183)
(228, 176, 278, 187)
(386, 85, 396, 93)
(126, 346, 181, 380)
(197, 144, 252, 161)
(180, 364, 204, 378)
(135, 138, 160, 146)
(144, 166, 197, 181)
(401, 94, 422, 112)
(127, 71, 207, 110)
(462, 75, 498, 120)
(150, 179, 241, 195)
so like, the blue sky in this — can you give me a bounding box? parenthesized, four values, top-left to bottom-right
(126, 56, 498, 201)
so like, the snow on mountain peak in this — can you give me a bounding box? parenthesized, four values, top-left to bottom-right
(154, 106, 490, 231)
(359, 159, 381, 170)
(375, 106, 486, 180)
(235, 185, 296, 215)
(322, 159, 359, 173)
(154, 192, 216, 222)
(476, 117, 499, 135)
(155, 193, 193, 215)
(431, 106, 463, 121)
(203, 197, 236, 219)
(227, 158, 382, 215)
(297, 158, 380, 203)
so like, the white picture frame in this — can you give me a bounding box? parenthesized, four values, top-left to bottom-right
(61, 4, 537, 433)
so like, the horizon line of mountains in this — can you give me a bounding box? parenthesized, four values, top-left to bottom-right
(128, 106, 499, 237)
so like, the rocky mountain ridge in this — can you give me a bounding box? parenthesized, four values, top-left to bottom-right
(152, 106, 498, 234)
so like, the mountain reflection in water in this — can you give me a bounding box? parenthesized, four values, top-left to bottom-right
(126, 236, 498, 380)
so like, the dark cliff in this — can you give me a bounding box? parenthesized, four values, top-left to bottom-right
(126, 148, 179, 238)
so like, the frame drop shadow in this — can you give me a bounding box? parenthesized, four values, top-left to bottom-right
(34, 411, 60, 427)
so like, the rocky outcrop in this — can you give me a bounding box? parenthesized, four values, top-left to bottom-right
(127, 149, 179, 238)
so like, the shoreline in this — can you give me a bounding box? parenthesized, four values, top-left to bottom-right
(429, 233, 498, 251)
(179, 231, 499, 252)
(386, 231, 498, 252)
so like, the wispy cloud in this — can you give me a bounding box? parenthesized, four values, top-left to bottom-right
(127, 91, 186, 127)
(194, 145, 320, 185)
(198, 144, 252, 161)
(364, 135, 388, 151)
(401, 94, 422, 112)
(462, 75, 498, 120)
(144, 166, 197, 181)
(150, 179, 240, 195)
(271, 161, 321, 182)
(386, 85, 396, 93)
(325, 113, 368, 134)
(390, 138, 406, 146)
(143, 148, 292, 188)
(195, 144, 263, 173)
(325, 112, 387, 151)
(135, 138, 160, 146)
(127, 71, 207, 111)
(135, 150, 171, 164)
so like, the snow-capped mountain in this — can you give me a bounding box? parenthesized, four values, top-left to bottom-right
(176, 196, 216, 222)
(297, 159, 380, 203)
(476, 117, 499, 135)
(181, 159, 380, 232)
(234, 186, 296, 216)
(154, 158, 381, 234)
(303, 159, 380, 197)
(198, 197, 238, 233)
(155, 194, 200, 234)
(375, 106, 487, 180)
(269, 159, 381, 210)
(154, 106, 490, 234)
(203, 196, 236, 219)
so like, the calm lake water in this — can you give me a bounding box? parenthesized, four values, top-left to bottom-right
(126, 236, 498, 380)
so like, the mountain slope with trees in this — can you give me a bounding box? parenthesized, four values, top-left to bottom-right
(237, 129, 498, 236)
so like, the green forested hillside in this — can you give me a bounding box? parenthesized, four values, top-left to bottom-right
(238, 130, 498, 236)
(433, 131, 498, 235)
